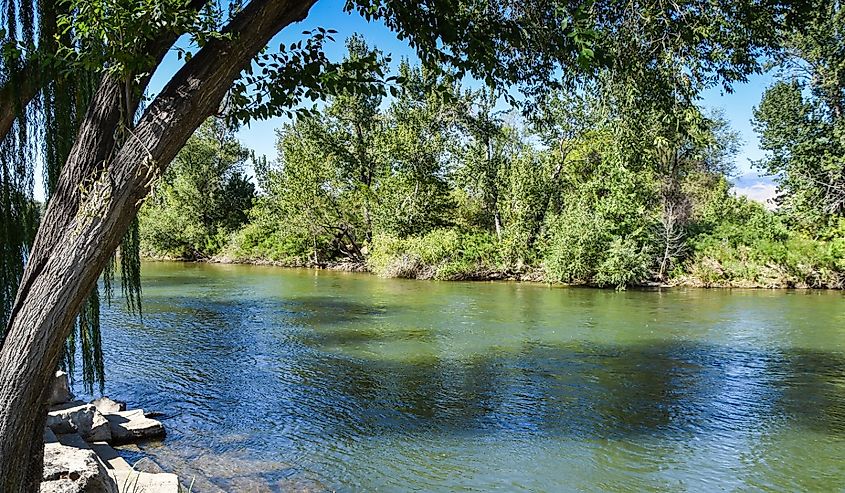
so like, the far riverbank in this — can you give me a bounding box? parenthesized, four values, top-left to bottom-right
(142, 254, 845, 290)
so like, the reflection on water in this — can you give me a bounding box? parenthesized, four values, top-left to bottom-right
(73, 262, 845, 492)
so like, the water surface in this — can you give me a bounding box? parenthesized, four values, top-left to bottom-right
(81, 262, 845, 492)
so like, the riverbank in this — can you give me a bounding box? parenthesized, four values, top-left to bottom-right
(142, 254, 845, 290)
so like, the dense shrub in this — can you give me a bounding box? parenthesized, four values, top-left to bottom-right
(681, 195, 845, 288)
(594, 238, 653, 289)
(139, 49, 845, 290)
(368, 229, 500, 280)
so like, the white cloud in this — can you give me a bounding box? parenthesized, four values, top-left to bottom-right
(732, 182, 778, 209)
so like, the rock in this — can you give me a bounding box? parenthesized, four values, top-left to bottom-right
(56, 433, 91, 450)
(50, 400, 87, 412)
(47, 404, 112, 443)
(45, 426, 59, 444)
(49, 371, 74, 406)
(88, 442, 180, 493)
(110, 470, 179, 493)
(131, 458, 166, 475)
(41, 437, 117, 493)
(90, 397, 126, 414)
(40, 479, 88, 493)
(88, 443, 132, 473)
(104, 410, 165, 444)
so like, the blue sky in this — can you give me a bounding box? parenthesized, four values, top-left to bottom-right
(141, 1, 778, 204)
(701, 74, 778, 205)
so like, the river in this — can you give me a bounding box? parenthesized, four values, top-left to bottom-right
(75, 261, 845, 492)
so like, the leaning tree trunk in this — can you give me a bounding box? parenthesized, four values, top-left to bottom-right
(0, 0, 315, 490)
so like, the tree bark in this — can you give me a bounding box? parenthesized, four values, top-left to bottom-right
(0, 0, 315, 490)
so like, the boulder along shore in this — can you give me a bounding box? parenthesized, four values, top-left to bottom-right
(41, 370, 178, 493)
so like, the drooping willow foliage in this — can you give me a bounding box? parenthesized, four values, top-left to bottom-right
(1, 0, 142, 393)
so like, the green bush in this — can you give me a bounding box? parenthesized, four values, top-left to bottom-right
(542, 205, 610, 284)
(224, 220, 320, 265)
(680, 194, 845, 288)
(140, 119, 254, 259)
(368, 229, 499, 280)
(593, 238, 652, 289)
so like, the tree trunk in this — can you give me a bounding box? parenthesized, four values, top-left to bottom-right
(494, 209, 503, 239)
(0, 0, 315, 490)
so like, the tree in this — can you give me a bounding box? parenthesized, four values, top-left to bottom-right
(252, 50, 460, 263)
(753, 1, 844, 228)
(374, 61, 457, 238)
(456, 89, 516, 239)
(0, 1, 320, 488)
(0, 0, 148, 397)
(140, 119, 254, 259)
(257, 35, 388, 262)
(0, 0, 819, 489)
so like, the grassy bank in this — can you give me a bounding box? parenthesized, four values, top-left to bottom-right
(143, 219, 845, 290)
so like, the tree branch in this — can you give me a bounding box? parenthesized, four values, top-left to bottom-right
(22, 0, 212, 291)
(0, 58, 41, 142)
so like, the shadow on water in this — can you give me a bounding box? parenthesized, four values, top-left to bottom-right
(141, 295, 400, 326)
(287, 338, 845, 440)
(286, 296, 398, 326)
(115, 295, 845, 441)
(118, 331, 845, 491)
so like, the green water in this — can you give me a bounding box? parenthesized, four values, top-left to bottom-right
(91, 261, 845, 492)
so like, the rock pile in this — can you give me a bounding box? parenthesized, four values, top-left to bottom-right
(40, 371, 178, 493)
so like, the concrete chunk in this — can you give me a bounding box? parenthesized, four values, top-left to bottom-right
(50, 400, 87, 412)
(56, 433, 91, 450)
(89, 442, 132, 473)
(90, 397, 127, 414)
(104, 410, 165, 444)
(41, 438, 117, 493)
(47, 404, 112, 442)
(44, 427, 58, 445)
(111, 471, 179, 493)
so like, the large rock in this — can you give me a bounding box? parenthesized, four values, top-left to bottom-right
(49, 371, 74, 406)
(41, 437, 117, 493)
(50, 400, 87, 412)
(104, 410, 165, 444)
(45, 426, 59, 444)
(90, 397, 126, 414)
(47, 404, 112, 442)
(88, 443, 132, 473)
(111, 470, 179, 493)
(89, 442, 179, 493)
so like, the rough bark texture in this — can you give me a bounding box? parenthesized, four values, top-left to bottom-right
(0, 0, 315, 490)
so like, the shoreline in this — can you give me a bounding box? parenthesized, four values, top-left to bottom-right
(141, 255, 844, 291)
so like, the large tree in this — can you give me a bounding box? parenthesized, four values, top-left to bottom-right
(140, 118, 255, 259)
(753, 1, 845, 228)
(0, 0, 816, 490)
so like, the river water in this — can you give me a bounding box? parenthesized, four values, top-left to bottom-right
(78, 261, 845, 492)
